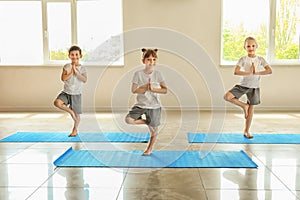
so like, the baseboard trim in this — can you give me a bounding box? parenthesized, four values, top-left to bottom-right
(1, 106, 300, 112)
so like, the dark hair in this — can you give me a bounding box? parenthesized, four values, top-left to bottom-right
(69, 45, 82, 55)
(142, 48, 158, 61)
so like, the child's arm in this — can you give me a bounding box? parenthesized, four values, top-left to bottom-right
(254, 65, 272, 75)
(74, 71, 87, 83)
(131, 83, 148, 94)
(72, 65, 87, 83)
(61, 68, 73, 81)
(234, 65, 253, 76)
(149, 81, 167, 94)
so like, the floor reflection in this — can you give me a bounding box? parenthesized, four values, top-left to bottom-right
(1, 111, 300, 199)
(59, 168, 89, 200)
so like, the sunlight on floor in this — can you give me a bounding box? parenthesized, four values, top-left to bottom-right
(0, 113, 30, 119)
(67, 113, 123, 119)
(30, 114, 64, 119)
(234, 114, 296, 119)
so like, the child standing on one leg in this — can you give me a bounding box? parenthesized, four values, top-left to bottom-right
(125, 48, 167, 156)
(224, 37, 272, 138)
(54, 45, 87, 137)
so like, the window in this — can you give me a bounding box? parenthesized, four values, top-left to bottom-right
(221, 0, 300, 65)
(0, 0, 123, 66)
(0, 1, 43, 64)
(275, 0, 300, 61)
(77, 0, 123, 65)
(47, 2, 72, 62)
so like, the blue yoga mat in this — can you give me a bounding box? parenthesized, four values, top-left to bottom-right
(188, 133, 300, 144)
(0, 132, 149, 143)
(53, 147, 258, 168)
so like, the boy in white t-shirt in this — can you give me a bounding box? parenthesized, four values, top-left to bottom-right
(224, 37, 272, 138)
(125, 48, 167, 156)
(54, 46, 87, 137)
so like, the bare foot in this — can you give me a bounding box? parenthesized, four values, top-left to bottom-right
(243, 132, 253, 139)
(243, 104, 249, 119)
(142, 150, 152, 156)
(68, 129, 78, 137)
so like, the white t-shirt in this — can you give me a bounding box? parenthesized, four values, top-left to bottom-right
(237, 56, 269, 88)
(63, 63, 87, 95)
(132, 70, 165, 109)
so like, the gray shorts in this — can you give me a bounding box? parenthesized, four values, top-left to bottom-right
(127, 106, 161, 127)
(56, 92, 82, 114)
(229, 85, 260, 105)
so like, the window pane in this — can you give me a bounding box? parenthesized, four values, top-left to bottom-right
(275, 0, 300, 60)
(77, 0, 123, 65)
(222, 0, 269, 64)
(0, 1, 43, 65)
(47, 2, 71, 61)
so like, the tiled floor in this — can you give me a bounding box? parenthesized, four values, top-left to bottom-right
(0, 110, 300, 200)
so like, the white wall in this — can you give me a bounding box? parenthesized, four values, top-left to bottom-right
(0, 0, 299, 111)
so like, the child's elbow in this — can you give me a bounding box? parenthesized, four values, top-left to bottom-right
(269, 68, 273, 74)
(163, 88, 168, 94)
(131, 89, 137, 94)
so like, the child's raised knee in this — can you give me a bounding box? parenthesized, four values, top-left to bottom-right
(224, 93, 231, 101)
(125, 116, 134, 124)
(53, 99, 60, 107)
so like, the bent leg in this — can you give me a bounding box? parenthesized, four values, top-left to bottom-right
(125, 116, 146, 125)
(224, 91, 249, 118)
(54, 99, 76, 120)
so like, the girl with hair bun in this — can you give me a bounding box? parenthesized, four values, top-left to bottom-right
(125, 48, 167, 156)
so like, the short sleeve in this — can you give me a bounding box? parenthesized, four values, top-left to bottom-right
(132, 71, 139, 84)
(236, 57, 244, 67)
(156, 71, 165, 83)
(259, 57, 269, 67)
(80, 65, 87, 74)
(63, 63, 72, 73)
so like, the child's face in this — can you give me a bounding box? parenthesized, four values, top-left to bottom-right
(143, 55, 157, 70)
(244, 40, 257, 56)
(68, 50, 82, 64)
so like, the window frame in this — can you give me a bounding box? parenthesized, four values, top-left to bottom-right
(0, 0, 124, 67)
(221, 0, 300, 67)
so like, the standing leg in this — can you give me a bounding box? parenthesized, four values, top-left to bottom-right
(142, 126, 158, 156)
(224, 92, 249, 118)
(69, 113, 80, 137)
(244, 105, 254, 138)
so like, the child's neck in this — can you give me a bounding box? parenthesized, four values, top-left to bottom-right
(72, 62, 80, 66)
(144, 69, 153, 74)
(248, 54, 256, 58)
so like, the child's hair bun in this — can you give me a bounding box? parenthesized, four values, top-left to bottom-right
(141, 48, 158, 52)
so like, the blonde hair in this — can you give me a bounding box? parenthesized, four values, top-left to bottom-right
(244, 37, 258, 48)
